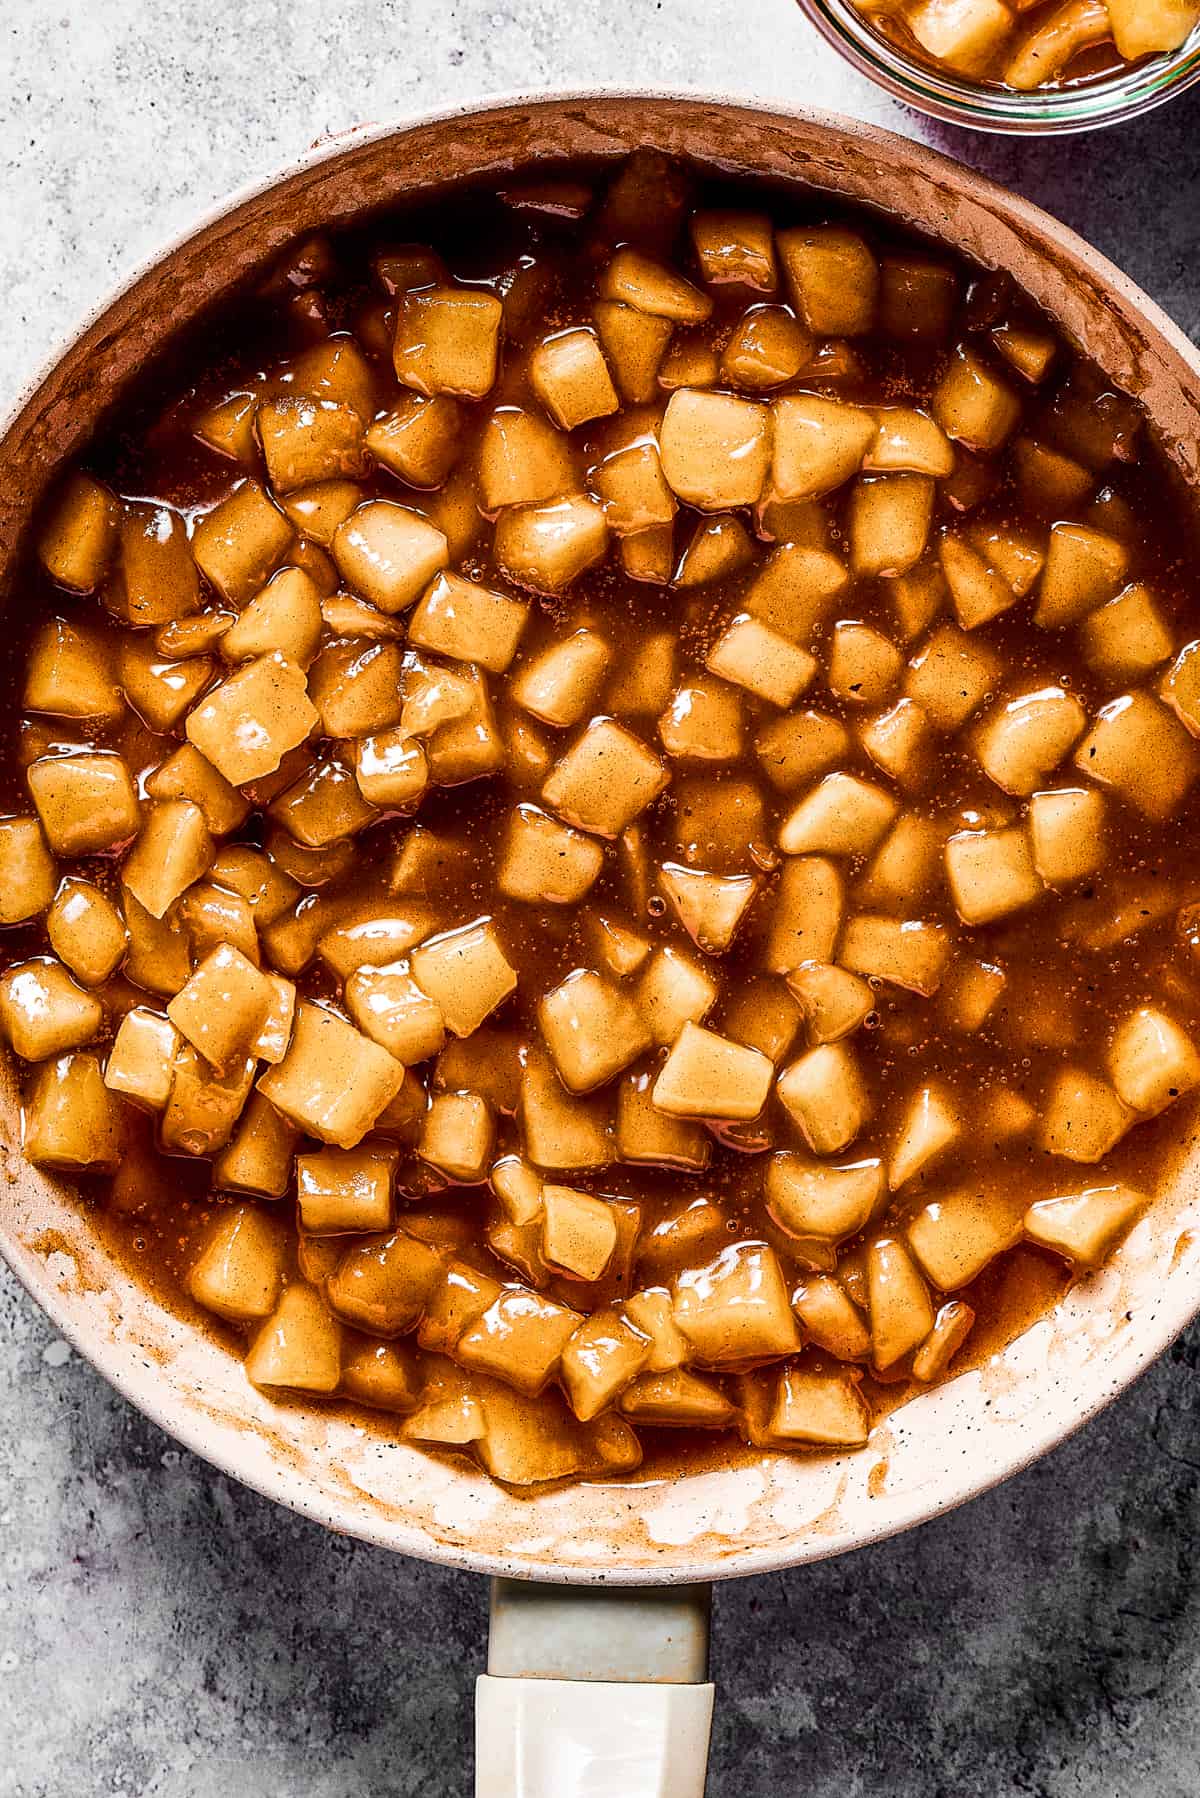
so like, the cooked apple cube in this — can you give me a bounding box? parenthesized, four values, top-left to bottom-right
(1079, 583, 1172, 685)
(721, 305, 812, 391)
(341, 1340, 422, 1414)
(457, 1288, 581, 1396)
(939, 535, 1015, 631)
(849, 475, 935, 579)
(583, 912, 651, 983)
(0, 817, 56, 927)
(1108, 1007, 1200, 1115)
(907, 1187, 1022, 1291)
(495, 803, 603, 906)
(1003, 0, 1115, 86)
(767, 1367, 871, 1447)
(659, 677, 744, 764)
(1073, 692, 1199, 820)
(764, 855, 844, 972)
(827, 622, 903, 708)
(281, 480, 364, 548)
(145, 744, 250, 838)
(659, 863, 758, 956)
(511, 630, 612, 730)
(166, 943, 273, 1072)
(974, 686, 1087, 796)
(785, 961, 873, 1044)
(27, 751, 139, 856)
(778, 772, 898, 859)
(673, 517, 753, 593)
(623, 1287, 690, 1373)
(529, 327, 619, 430)
(932, 346, 1020, 451)
(493, 493, 609, 594)
(1023, 1183, 1145, 1268)
(123, 800, 213, 920)
(408, 570, 529, 675)
(765, 1154, 883, 1267)
(366, 391, 463, 488)
(1034, 522, 1128, 629)
(615, 1071, 709, 1171)
(866, 1235, 935, 1371)
(671, 776, 765, 870)
(186, 652, 318, 788)
(393, 285, 502, 398)
(560, 1310, 651, 1421)
(345, 960, 445, 1065)
(1160, 639, 1200, 739)
(1039, 1068, 1133, 1162)
(106, 502, 201, 624)
(409, 919, 517, 1040)
(706, 615, 816, 709)
(418, 1259, 504, 1356)
(160, 1043, 255, 1156)
(906, 0, 1014, 68)
(212, 1092, 299, 1197)
(620, 1368, 734, 1428)
(619, 526, 674, 585)
(489, 1156, 545, 1230)
(245, 1285, 342, 1393)
(307, 638, 406, 739)
(542, 718, 668, 839)
(743, 544, 849, 645)
(257, 1001, 404, 1147)
(904, 623, 1000, 731)
(889, 1083, 962, 1190)
(325, 1227, 443, 1337)
(191, 480, 293, 608)
(121, 884, 190, 996)
(688, 208, 777, 290)
(791, 1277, 871, 1361)
(350, 731, 427, 811)
(24, 1052, 120, 1173)
(660, 390, 770, 511)
(600, 246, 712, 324)
(24, 618, 123, 723)
(477, 407, 575, 511)
(0, 957, 102, 1061)
(592, 301, 673, 404)
(653, 1021, 773, 1122)
(257, 395, 365, 494)
(673, 1242, 797, 1366)
(537, 1185, 617, 1284)
(402, 1357, 485, 1449)
(1107, 0, 1199, 53)
(756, 709, 851, 793)
(909, 1298, 976, 1384)
(417, 1089, 493, 1183)
(188, 1205, 286, 1323)
(771, 395, 875, 500)
(539, 969, 652, 1095)
(606, 633, 676, 721)
(859, 699, 934, 791)
(865, 407, 956, 478)
(945, 827, 1042, 926)
(1028, 786, 1106, 885)
(519, 1047, 611, 1172)
(778, 226, 878, 335)
(591, 440, 676, 537)
(633, 946, 719, 1047)
(116, 637, 214, 732)
(37, 472, 119, 592)
(778, 1042, 872, 1155)
(858, 815, 944, 910)
(331, 500, 448, 615)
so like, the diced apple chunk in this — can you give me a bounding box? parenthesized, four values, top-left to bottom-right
(497, 804, 604, 905)
(1107, 1007, 1200, 1115)
(1023, 1184, 1145, 1267)
(24, 1052, 120, 1173)
(779, 772, 897, 859)
(1073, 692, 1199, 820)
(659, 677, 743, 763)
(167, 943, 274, 1072)
(593, 302, 673, 405)
(792, 1277, 871, 1360)
(0, 958, 103, 1061)
(911, 1299, 976, 1383)
(1028, 787, 1105, 885)
(828, 623, 903, 707)
(778, 227, 878, 336)
(839, 914, 950, 997)
(28, 751, 140, 856)
(765, 855, 844, 973)
(539, 969, 652, 1094)
(769, 1367, 870, 1447)
(419, 1091, 495, 1183)
(410, 919, 517, 1038)
(905, 623, 1000, 731)
(1081, 584, 1173, 683)
(756, 709, 851, 793)
(785, 962, 872, 1043)
(511, 630, 612, 729)
(849, 475, 935, 578)
(192, 482, 293, 607)
(659, 863, 758, 956)
(37, 473, 119, 592)
(258, 1002, 405, 1147)
(393, 285, 502, 399)
(908, 1188, 1022, 1290)
(186, 653, 318, 788)
(0, 818, 57, 926)
(560, 1310, 650, 1421)
(945, 827, 1043, 925)
(932, 346, 1020, 451)
(458, 1288, 581, 1397)
(634, 946, 719, 1048)
(776, 1042, 870, 1167)
(660, 390, 771, 511)
(766, 1154, 883, 1268)
(520, 1047, 612, 1173)
(542, 1185, 618, 1282)
(867, 1236, 935, 1371)
(1034, 523, 1128, 629)
(246, 1285, 342, 1393)
(493, 493, 609, 594)
(674, 1242, 797, 1365)
(366, 392, 463, 488)
(975, 686, 1087, 797)
(771, 396, 875, 500)
(706, 615, 815, 708)
(542, 718, 668, 838)
(122, 800, 213, 920)
(332, 500, 449, 614)
(1039, 1068, 1133, 1162)
(188, 1206, 285, 1323)
(653, 1021, 773, 1121)
(889, 1083, 963, 1190)
(530, 327, 619, 430)
(408, 571, 528, 674)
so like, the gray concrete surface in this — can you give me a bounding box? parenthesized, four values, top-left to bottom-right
(2, 4, 1199, 1791)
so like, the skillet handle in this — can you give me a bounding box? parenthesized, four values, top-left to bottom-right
(476, 1578, 715, 1797)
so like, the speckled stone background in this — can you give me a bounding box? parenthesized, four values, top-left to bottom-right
(2, 5, 1200, 1793)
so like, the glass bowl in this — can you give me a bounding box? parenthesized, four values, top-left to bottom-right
(795, 0, 1200, 131)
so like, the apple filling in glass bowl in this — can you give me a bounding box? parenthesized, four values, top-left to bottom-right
(6, 150, 1200, 1489)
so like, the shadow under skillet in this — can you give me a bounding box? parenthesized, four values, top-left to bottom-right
(919, 86, 1200, 347)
